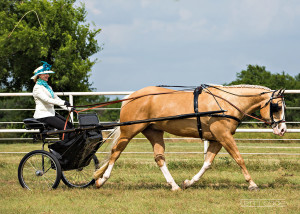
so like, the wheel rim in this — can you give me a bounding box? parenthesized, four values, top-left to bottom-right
(20, 152, 60, 190)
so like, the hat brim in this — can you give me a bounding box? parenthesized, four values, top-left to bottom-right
(31, 70, 55, 79)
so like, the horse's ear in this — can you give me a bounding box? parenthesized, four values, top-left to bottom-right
(278, 88, 285, 96)
(277, 88, 282, 93)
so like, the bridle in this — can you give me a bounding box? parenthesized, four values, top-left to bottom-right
(260, 89, 286, 128)
(205, 85, 286, 128)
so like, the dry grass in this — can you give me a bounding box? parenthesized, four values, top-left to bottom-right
(0, 139, 299, 214)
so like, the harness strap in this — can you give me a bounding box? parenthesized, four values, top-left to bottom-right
(193, 86, 243, 139)
(194, 86, 203, 139)
(269, 91, 276, 123)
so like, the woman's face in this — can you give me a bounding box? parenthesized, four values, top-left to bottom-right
(39, 74, 49, 81)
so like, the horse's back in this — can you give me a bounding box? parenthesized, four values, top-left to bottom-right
(130, 86, 173, 96)
(122, 86, 194, 115)
(119, 86, 199, 137)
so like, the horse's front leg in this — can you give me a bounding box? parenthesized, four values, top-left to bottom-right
(217, 134, 258, 190)
(143, 127, 181, 191)
(183, 141, 222, 189)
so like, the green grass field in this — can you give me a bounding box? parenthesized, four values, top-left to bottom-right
(0, 134, 299, 214)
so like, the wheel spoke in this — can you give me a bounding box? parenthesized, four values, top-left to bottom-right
(61, 155, 97, 188)
(18, 151, 61, 190)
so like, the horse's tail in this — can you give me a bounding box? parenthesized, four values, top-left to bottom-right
(94, 126, 120, 179)
(94, 95, 130, 180)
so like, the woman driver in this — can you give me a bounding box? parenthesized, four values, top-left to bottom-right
(31, 61, 73, 132)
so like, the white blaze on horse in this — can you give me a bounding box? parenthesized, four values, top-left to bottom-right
(94, 84, 287, 191)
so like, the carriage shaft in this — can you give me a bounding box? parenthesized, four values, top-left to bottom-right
(45, 110, 226, 136)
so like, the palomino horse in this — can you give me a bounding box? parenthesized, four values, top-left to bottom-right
(94, 85, 287, 190)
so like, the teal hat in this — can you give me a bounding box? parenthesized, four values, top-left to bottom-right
(31, 61, 54, 80)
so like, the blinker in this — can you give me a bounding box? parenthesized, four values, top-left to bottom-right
(270, 102, 280, 113)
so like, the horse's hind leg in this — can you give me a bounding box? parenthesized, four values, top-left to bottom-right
(182, 141, 222, 189)
(95, 124, 145, 188)
(95, 135, 130, 188)
(142, 127, 181, 191)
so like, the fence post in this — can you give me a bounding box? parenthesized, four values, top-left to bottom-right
(204, 140, 208, 160)
(69, 94, 73, 122)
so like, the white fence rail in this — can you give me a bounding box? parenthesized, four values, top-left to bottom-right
(0, 90, 299, 157)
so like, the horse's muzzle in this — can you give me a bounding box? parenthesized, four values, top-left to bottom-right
(272, 122, 287, 136)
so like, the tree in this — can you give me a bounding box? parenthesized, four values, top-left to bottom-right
(227, 65, 300, 89)
(0, 0, 107, 135)
(227, 64, 300, 125)
(0, 0, 101, 92)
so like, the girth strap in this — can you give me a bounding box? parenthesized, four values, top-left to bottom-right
(194, 87, 203, 139)
(193, 86, 242, 139)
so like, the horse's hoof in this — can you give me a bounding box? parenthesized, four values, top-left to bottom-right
(172, 186, 182, 191)
(95, 179, 102, 189)
(248, 185, 259, 191)
(182, 180, 190, 190)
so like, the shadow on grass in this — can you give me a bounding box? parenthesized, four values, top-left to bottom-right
(114, 159, 300, 172)
(102, 182, 171, 190)
(96, 180, 300, 191)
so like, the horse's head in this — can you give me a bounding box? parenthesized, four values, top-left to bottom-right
(260, 89, 287, 136)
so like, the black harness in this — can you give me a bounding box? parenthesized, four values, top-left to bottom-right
(158, 84, 285, 139)
(262, 90, 286, 128)
(193, 87, 203, 138)
(193, 86, 241, 139)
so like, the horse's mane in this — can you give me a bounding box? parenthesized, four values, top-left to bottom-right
(221, 84, 271, 91)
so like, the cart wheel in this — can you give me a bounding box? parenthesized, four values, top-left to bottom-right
(61, 154, 99, 188)
(18, 150, 62, 190)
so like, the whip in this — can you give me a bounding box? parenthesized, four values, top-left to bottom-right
(8, 10, 43, 38)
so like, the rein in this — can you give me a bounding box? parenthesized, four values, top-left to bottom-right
(204, 91, 272, 125)
(72, 90, 188, 110)
(62, 90, 189, 136)
(160, 84, 285, 126)
(199, 85, 286, 126)
(61, 85, 285, 136)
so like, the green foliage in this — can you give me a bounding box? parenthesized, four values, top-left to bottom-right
(0, 0, 101, 92)
(228, 65, 300, 90)
(0, 0, 109, 134)
(227, 65, 300, 125)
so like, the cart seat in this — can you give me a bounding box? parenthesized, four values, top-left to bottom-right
(78, 113, 100, 127)
(78, 113, 102, 138)
(23, 118, 49, 130)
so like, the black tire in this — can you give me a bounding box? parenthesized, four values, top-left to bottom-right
(18, 150, 62, 190)
(61, 154, 99, 188)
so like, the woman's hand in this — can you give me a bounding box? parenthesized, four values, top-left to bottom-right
(64, 101, 71, 107)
